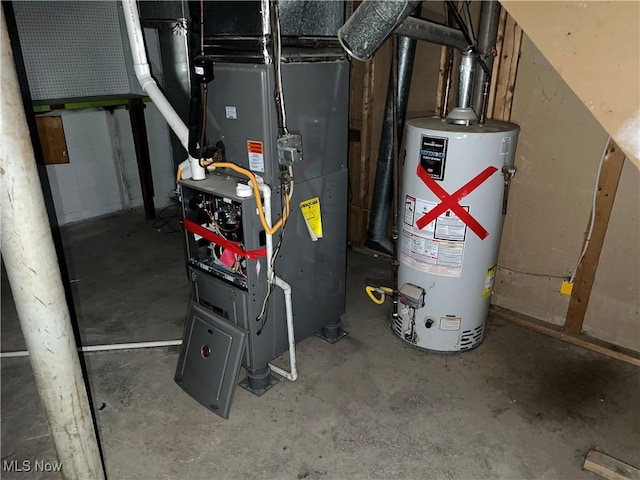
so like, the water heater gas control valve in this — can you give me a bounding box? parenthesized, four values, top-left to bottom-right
(399, 283, 425, 310)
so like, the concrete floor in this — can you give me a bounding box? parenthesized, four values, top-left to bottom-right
(2, 209, 639, 479)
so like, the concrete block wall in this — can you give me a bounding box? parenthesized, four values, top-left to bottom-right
(46, 110, 123, 225)
(44, 106, 176, 226)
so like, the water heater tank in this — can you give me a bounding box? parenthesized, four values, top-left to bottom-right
(395, 117, 519, 352)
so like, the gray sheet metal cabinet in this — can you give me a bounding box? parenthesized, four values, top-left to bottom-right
(175, 303, 246, 419)
(175, 56, 349, 417)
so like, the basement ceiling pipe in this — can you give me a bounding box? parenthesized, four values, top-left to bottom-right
(1, 8, 104, 479)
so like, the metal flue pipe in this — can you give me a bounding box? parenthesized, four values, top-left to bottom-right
(457, 50, 476, 109)
(366, 34, 417, 254)
(0, 9, 104, 480)
(472, 0, 501, 116)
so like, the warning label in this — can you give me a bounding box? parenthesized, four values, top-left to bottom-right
(300, 197, 323, 241)
(500, 136, 512, 155)
(482, 265, 497, 299)
(440, 316, 461, 331)
(435, 208, 468, 241)
(404, 196, 416, 226)
(400, 195, 467, 277)
(247, 140, 264, 172)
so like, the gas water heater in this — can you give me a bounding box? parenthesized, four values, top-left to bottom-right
(395, 117, 519, 352)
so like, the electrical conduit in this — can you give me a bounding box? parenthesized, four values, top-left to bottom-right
(1, 340, 183, 358)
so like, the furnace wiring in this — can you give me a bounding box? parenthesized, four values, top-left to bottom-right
(152, 203, 181, 234)
(498, 138, 613, 285)
(256, 182, 289, 334)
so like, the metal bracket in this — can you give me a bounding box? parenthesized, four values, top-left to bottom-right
(502, 165, 517, 215)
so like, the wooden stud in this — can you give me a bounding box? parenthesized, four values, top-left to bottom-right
(486, 9, 507, 119)
(491, 306, 640, 367)
(346, 56, 376, 246)
(583, 450, 640, 480)
(564, 140, 626, 333)
(433, 46, 449, 117)
(491, 12, 523, 121)
(358, 59, 375, 226)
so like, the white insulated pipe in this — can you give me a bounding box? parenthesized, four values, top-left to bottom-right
(1, 340, 183, 358)
(0, 10, 104, 479)
(121, 0, 205, 180)
(259, 184, 297, 382)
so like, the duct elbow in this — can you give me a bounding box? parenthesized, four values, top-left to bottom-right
(338, 0, 421, 61)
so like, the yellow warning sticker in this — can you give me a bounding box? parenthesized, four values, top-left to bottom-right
(483, 265, 497, 299)
(299, 197, 323, 241)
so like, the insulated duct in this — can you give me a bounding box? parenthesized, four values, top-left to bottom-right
(337, 0, 421, 61)
(366, 34, 417, 254)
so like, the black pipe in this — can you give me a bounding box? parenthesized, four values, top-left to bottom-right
(394, 17, 468, 51)
(365, 33, 417, 254)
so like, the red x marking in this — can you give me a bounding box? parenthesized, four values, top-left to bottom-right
(415, 165, 498, 240)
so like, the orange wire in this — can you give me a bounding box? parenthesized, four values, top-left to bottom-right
(205, 162, 290, 236)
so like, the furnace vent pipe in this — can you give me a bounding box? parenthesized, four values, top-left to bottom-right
(121, 0, 205, 180)
(1, 8, 104, 479)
